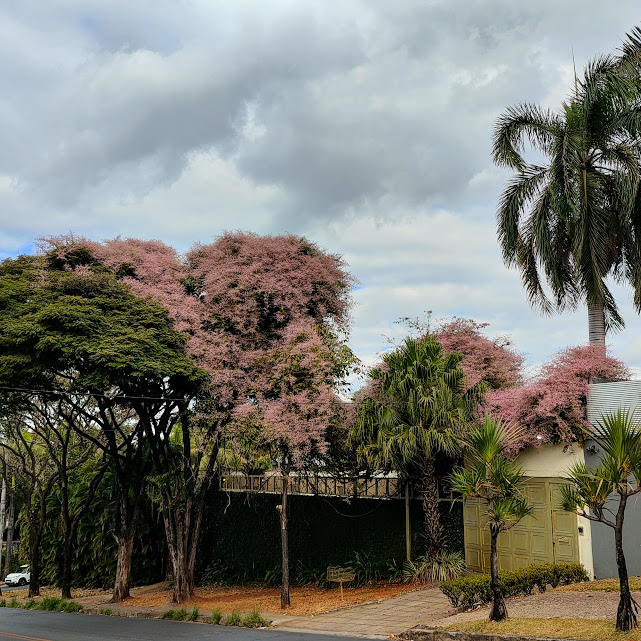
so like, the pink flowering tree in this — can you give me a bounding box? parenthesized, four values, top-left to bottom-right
(40, 232, 355, 603)
(434, 319, 524, 391)
(490, 345, 630, 453)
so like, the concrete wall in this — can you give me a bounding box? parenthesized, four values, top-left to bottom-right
(516, 442, 583, 478)
(584, 438, 641, 579)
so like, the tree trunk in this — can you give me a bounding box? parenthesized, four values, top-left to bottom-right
(280, 466, 291, 609)
(111, 529, 135, 603)
(4, 484, 14, 576)
(28, 507, 42, 598)
(421, 456, 443, 558)
(588, 302, 606, 346)
(489, 526, 507, 622)
(615, 493, 638, 631)
(60, 539, 73, 599)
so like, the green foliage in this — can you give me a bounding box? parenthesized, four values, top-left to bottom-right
(223, 610, 243, 626)
(403, 551, 466, 583)
(197, 490, 463, 585)
(8, 598, 19, 608)
(188, 607, 199, 621)
(33, 467, 165, 589)
(162, 607, 189, 621)
(242, 607, 271, 628)
(449, 416, 533, 531)
(353, 336, 485, 476)
(0, 600, 5, 608)
(99, 608, 112, 615)
(562, 410, 641, 521)
(210, 609, 223, 625)
(440, 563, 589, 608)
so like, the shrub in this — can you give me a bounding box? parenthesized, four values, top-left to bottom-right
(188, 607, 199, 622)
(99, 608, 112, 615)
(8, 598, 20, 608)
(223, 610, 242, 626)
(403, 551, 466, 583)
(242, 607, 270, 628)
(0, 600, 6, 608)
(440, 562, 588, 608)
(162, 607, 189, 621)
(210, 609, 223, 625)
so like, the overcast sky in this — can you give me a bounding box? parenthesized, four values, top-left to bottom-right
(2, 1, 641, 381)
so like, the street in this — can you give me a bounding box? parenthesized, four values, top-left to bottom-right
(0, 609, 363, 640)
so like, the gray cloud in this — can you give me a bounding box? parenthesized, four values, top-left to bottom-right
(2, 1, 641, 374)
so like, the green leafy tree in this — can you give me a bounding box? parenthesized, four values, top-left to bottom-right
(0, 254, 207, 601)
(561, 411, 641, 632)
(352, 336, 484, 559)
(493, 51, 641, 345)
(449, 416, 533, 622)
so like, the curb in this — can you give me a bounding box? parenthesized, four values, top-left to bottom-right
(400, 629, 584, 641)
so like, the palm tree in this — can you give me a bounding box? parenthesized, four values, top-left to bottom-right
(351, 336, 484, 559)
(561, 410, 641, 632)
(449, 416, 533, 622)
(493, 52, 641, 345)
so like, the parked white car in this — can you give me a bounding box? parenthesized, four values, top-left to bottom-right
(5, 565, 30, 586)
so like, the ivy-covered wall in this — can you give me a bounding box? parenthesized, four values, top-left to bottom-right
(197, 489, 463, 582)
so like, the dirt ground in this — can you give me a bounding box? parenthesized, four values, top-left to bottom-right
(123, 581, 418, 616)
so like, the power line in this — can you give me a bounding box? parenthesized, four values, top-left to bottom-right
(0, 386, 185, 402)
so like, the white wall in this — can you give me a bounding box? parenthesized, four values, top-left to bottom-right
(516, 442, 583, 478)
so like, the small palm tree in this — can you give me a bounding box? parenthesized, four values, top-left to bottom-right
(352, 336, 484, 559)
(561, 410, 641, 632)
(449, 416, 532, 622)
(493, 52, 641, 345)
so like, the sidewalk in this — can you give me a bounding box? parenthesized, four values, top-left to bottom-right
(274, 587, 452, 638)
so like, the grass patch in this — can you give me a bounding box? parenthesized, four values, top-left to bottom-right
(560, 576, 641, 592)
(99, 608, 112, 615)
(210, 609, 222, 625)
(188, 606, 199, 622)
(446, 617, 641, 640)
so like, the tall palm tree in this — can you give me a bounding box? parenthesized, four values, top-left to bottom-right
(561, 410, 641, 632)
(351, 336, 485, 558)
(449, 416, 532, 622)
(493, 52, 641, 344)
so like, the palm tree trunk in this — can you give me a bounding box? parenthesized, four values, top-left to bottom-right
(421, 456, 443, 558)
(615, 493, 638, 632)
(588, 302, 606, 346)
(489, 525, 507, 622)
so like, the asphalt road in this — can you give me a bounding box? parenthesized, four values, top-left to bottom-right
(1, 585, 27, 593)
(0, 609, 364, 641)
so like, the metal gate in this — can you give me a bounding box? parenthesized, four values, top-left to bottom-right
(464, 478, 579, 572)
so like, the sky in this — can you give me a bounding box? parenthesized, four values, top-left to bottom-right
(2, 1, 641, 381)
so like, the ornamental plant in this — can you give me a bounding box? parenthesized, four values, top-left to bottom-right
(449, 416, 533, 622)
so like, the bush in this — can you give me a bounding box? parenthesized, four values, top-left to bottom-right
(188, 607, 199, 622)
(210, 609, 223, 625)
(223, 610, 242, 626)
(242, 607, 270, 628)
(162, 607, 189, 621)
(440, 562, 589, 608)
(403, 551, 466, 583)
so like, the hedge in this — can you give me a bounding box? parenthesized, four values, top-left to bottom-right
(440, 562, 589, 608)
(196, 488, 464, 584)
